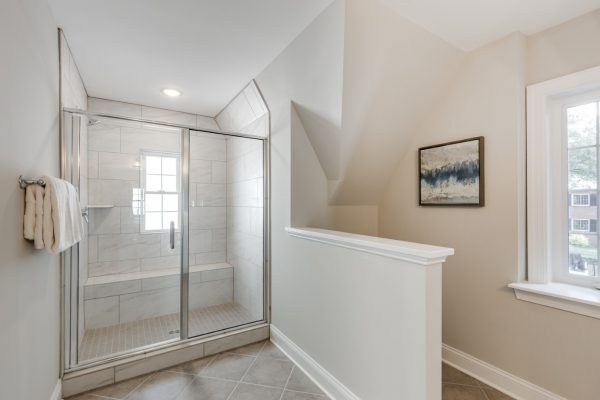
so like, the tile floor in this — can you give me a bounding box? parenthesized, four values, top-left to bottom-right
(68, 339, 328, 400)
(80, 303, 254, 362)
(442, 363, 514, 400)
(70, 339, 514, 400)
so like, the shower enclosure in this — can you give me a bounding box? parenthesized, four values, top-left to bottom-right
(61, 109, 268, 370)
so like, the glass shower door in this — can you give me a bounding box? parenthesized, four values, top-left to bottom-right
(75, 114, 184, 363)
(187, 131, 266, 338)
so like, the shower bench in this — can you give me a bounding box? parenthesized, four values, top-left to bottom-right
(83, 262, 233, 329)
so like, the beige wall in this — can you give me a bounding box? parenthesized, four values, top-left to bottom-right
(379, 17, 600, 399)
(527, 9, 600, 85)
(0, 0, 61, 398)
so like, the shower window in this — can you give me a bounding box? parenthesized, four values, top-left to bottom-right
(142, 152, 180, 231)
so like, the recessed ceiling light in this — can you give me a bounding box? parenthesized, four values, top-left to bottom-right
(161, 88, 182, 97)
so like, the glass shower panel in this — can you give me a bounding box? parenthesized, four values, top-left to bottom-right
(78, 116, 183, 363)
(187, 132, 265, 337)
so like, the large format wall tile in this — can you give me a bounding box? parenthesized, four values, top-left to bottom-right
(141, 106, 196, 127)
(89, 207, 121, 235)
(89, 179, 137, 206)
(190, 206, 226, 229)
(85, 296, 119, 329)
(89, 98, 142, 118)
(98, 152, 140, 181)
(119, 286, 180, 322)
(89, 259, 141, 277)
(120, 127, 181, 154)
(98, 233, 161, 262)
(89, 126, 121, 152)
(191, 134, 226, 161)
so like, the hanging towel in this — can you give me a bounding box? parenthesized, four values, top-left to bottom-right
(23, 186, 35, 240)
(41, 176, 84, 254)
(34, 185, 45, 249)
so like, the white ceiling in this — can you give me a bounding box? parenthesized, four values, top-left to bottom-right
(383, 0, 600, 51)
(48, 0, 334, 116)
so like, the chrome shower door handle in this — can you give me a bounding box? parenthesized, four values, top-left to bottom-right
(170, 221, 175, 250)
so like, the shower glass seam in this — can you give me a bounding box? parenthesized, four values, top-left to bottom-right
(180, 128, 190, 340)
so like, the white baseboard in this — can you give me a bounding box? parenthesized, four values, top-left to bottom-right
(442, 344, 567, 400)
(50, 379, 62, 400)
(270, 325, 360, 400)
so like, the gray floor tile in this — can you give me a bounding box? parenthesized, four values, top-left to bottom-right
(227, 340, 267, 356)
(167, 355, 216, 375)
(126, 371, 194, 400)
(85, 374, 150, 399)
(442, 363, 480, 386)
(281, 390, 328, 400)
(285, 367, 324, 395)
(243, 357, 294, 387)
(228, 383, 283, 400)
(199, 353, 255, 381)
(258, 341, 288, 360)
(442, 383, 487, 400)
(174, 376, 237, 400)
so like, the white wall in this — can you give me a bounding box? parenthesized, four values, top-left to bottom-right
(379, 24, 600, 400)
(0, 0, 61, 399)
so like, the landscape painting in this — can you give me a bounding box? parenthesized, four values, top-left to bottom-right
(419, 137, 484, 206)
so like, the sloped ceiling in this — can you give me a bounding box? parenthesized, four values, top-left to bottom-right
(382, 0, 600, 51)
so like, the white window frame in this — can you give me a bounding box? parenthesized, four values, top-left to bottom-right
(571, 193, 590, 206)
(510, 66, 600, 321)
(141, 151, 180, 233)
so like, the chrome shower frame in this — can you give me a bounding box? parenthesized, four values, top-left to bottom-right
(59, 108, 271, 375)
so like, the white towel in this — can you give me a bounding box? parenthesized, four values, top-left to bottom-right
(34, 185, 45, 249)
(23, 186, 35, 240)
(41, 176, 84, 254)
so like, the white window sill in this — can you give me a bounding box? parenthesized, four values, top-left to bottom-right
(509, 282, 600, 319)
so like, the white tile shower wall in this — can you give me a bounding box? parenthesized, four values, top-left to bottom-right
(226, 137, 264, 319)
(60, 31, 88, 347)
(215, 81, 268, 137)
(217, 81, 267, 321)
(88, 97, 219, 130)
(85, 102, 225, 282)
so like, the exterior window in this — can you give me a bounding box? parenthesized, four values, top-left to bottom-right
(571, 219, 590, 232)
(571, 193, 590, 206)
(142, 153, 179, 231)
(567, 101, 599, 279)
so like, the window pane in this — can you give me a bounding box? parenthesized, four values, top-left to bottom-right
(146, 156, 162, 174)
(162, 157, 177, 175)
(145, 193, 162, 212)
(163, 194, 178, 212)
(569, 233, 598, 276)
(145, 212, 162, 231)
(163, 175, 177, 192)
(146, 174, 162, 191)
(567, 103, 597, 148)
(162, 212, 178, 229)
(568, 147, 597, 190)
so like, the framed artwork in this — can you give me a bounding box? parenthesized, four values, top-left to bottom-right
(419, 136, 484, 206)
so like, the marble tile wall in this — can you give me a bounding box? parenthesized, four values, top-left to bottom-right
(215, 81, 269, 138)
(216, 80, 268, 320)
(86, 99, 225, 280)
(84, 266, 234, 328)
(226, 137, 264, 320)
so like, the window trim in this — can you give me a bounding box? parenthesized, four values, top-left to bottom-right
(514, 66, 600, 317)
(140, 151, 181, 233)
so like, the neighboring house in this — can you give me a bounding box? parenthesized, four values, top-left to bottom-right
(568, 189, 599, 275)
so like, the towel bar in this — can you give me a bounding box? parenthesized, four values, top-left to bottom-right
(18, 175, 46, 189)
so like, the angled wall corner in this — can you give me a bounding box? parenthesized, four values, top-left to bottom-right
(215, 80, 269, 137)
